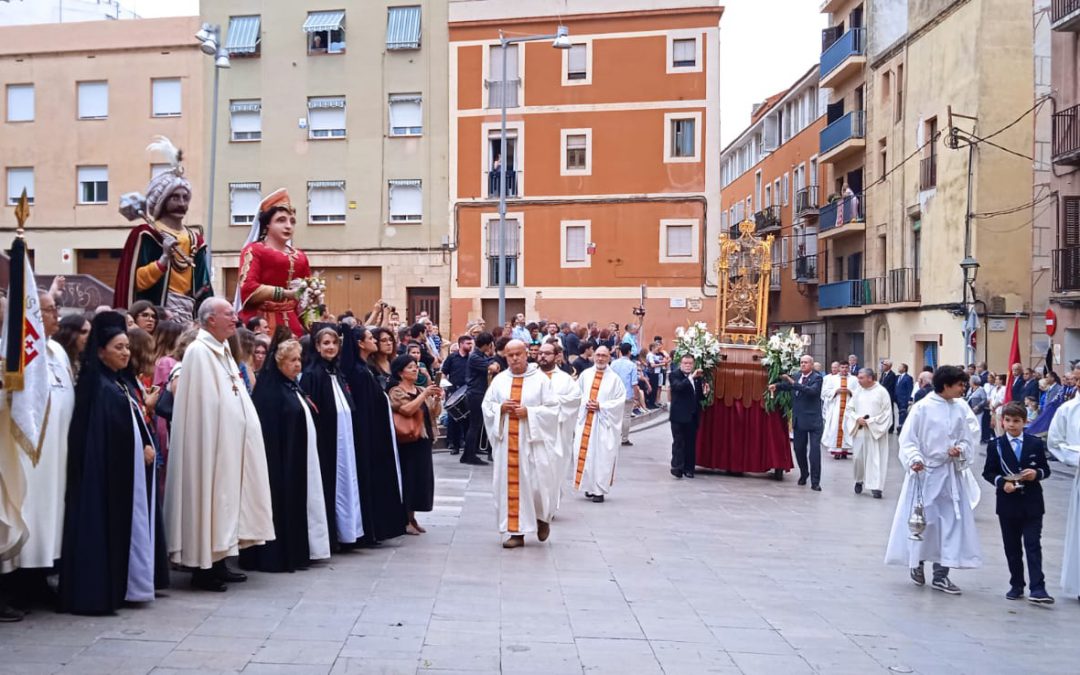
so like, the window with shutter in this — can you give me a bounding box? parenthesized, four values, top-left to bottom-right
(307, 181, 346, 223)
(671, 118, 696, 158)
(230, 100, 262, 141)
(486, 218, 520, 286)
(567, 44, 587, 80)
(1063, 197, 1080, 247)
(672, 38, 696, 67)
(77, 81, 108, 119)
(308, 97, 346, 138)
(229, 183, 261, 225)
(77, 166, 108, 204)
(565, 226, 587, 263)
(565, 134, 587, 170)
(152, 78, 182, 117)
(666, 225, 694, 258)
(6, 84, 33, 122)
(6, 167, 33, 205)
(389, 180, 422, 222)
(388, 94, 422, 136)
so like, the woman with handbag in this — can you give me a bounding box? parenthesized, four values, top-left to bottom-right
(301, 328, 365, 551)
(387, 355, 442, 535)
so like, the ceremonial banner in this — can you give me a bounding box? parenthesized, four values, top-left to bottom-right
(3, 234, 49, 463)
(1003, 317, 1020, 404)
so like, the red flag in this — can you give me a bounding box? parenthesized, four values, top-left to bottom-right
(1003, 317, 1021, 403)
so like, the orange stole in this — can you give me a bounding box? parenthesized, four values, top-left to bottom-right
(506, 376, 525, 533)
(575, 370, 606, 489)
(835, 375, 849, 447)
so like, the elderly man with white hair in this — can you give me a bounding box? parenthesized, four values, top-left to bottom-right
(166, 297, 274, 592)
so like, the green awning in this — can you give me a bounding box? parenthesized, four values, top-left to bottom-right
(304, 10, 345, 33)
(386, 6, 421, 50)
(225, 16, 260, 55)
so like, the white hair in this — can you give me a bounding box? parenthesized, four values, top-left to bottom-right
(197, 297, 230, 326)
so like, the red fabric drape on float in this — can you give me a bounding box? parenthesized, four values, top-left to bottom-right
(695, 399, 793, 472)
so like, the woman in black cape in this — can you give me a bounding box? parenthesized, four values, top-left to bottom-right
(58, 311, 167, 615)
(240, 339, 330, 572)
(339, 324, 408, 543)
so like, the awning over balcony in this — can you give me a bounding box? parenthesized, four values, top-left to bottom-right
(303, 10, 345, 33)
(386, 6, 421, 50)
(225, 15, 260, 55)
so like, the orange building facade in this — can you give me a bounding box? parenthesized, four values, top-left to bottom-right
(448, 0, 722, 340)
(719, 66, 827, 363)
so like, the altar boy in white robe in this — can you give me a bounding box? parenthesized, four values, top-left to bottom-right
(573, 346, 627, 504)
(537, 342, 581, 513)
(482, 340, 559, 549)
(885, 366, 981, 595)
(1048, 393, 1080, 600)
(844, 368, 892, 499)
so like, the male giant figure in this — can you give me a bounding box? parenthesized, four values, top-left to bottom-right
(482, 340, 558, 548)
(166, 298, 274, 591)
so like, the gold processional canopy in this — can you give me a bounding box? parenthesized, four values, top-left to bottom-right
(712, 219, 773, 406)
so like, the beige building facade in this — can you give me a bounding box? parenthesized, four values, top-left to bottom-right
(863, 0, 1034, 371)
(202, 1, 451, 326)
(0, 17, 205, 304)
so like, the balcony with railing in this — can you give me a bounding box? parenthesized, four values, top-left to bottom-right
(819, 110, 866, 161)
(888, 268, 920, 304)
(755, 205, 782, 234)
(820, 27, 865, 88)
(487, 256, 519, 287)
(795, 185, 820, 216)
(1053, 104, 1080, 165)
(1053, 247, 1080, 294)
(486, 169, 520, 198)
(1052, 0, 1080, 31)
(795, 255, 818, 284)
(819, 279, 866, 310)
(818, 193, 865, 239)
(485, 78, 521, 109)
(919, 156, 937, 190)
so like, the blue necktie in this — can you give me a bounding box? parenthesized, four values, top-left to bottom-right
(1011, 438, 1022, 463)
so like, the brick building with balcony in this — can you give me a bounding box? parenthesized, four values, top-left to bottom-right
(720, 66, 826, 362)
(448, 0, 723, 340)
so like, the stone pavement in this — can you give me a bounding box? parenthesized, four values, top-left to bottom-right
(3, 417, 1080, 674)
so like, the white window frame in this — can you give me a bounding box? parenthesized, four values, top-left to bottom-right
(229, 182, 261, 226)
(230, 100, 262, 141)
(307, 96, 347, 139)
(560, 220, 591, 269)
(481, 212, 525, 288)
(6, 167, 33, 205)
(782, 172, 790, 206)
(307, 181, 346, 224)
(77, 81, 108, 120)
(666, 32, 703, 74)
(388, 179, 423, 224)
(659, 218, 700, 264)
(151, 78, 182, 118)
(388, 93, 423, 137)
(481, 120, 525, 198)
(561, 39, 592, 87)
(482, 42, 525, 110)
(77, 166, 108, 205)
(560, 128, 592, 176)
(6, 84, 33, 122)
(664, 111, 702, 163)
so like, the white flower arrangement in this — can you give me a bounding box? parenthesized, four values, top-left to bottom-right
(292, 273, 326, 326)
(673, 321, 722, 406)
(758, 328, 805, 417)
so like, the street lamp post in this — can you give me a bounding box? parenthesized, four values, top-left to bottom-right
(495, 25, 570, 327)
(960, 256, 980, 365)
(195, 23, 231, 275)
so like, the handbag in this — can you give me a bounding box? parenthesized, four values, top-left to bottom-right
(393, 402, 425, 443)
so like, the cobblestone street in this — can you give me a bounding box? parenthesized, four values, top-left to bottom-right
(2, 418, 1078, 674)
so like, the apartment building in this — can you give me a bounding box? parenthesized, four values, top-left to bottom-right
(862, 0, 1034, 370)
(202, 1, 451, 325)
(0, 17, 205, 304)
(1049, 0, 1080, 366)
(447, 0, 722, 340)
(719, 66, 826, 363)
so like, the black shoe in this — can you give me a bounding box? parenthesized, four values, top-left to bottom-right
(461, 456, 488, 465)
(0, 602, 24, 622)
(449, 448, 460, 455)
(811, 484, 822, 492)
(1029, 588, 1055, 604)
(213, 561, 247, 583)
(854, 482, 863, 494)
(872, 490, 882, 499)
(685, 471, 695, 479)
(670, 469, 683, 479)
(591, 495, 605, 503)
(1005, 587, 1024, 601)
(910, 566, 925, 587)
(621, 441, 633, 446)
(191, 570, 227, 593)
(585, 492, 595, 499)
(797, 476, 808, 486)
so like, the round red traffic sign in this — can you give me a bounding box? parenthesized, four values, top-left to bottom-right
(1047, 308, 1057, 337)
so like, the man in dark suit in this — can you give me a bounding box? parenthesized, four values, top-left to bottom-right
(771, 354, 824, 490)
(894, 363, 914, 431)
(982, 401, 1054, 604)
(669, 354, 706, 479)
(441, 335, 474, 454)
(462, 332, 499, 465)
(880, 359, 898, 432)
(1009, 363, 1025, 403)
(1021, 367, 1040, 403)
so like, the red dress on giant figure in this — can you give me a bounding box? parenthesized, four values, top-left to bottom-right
(237, 242, 311, 337)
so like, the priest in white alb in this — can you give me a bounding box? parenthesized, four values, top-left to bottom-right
(482, 340, 559, 549)
(844, 367, 892, 500)
(573, 346, 627, 504)
(1048, 392, 1080, 599)
(821, 362, 854, 459)
(885, 366, 981, 595)
(166, 297, 275, 591)
(537, 342, 581, 514)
